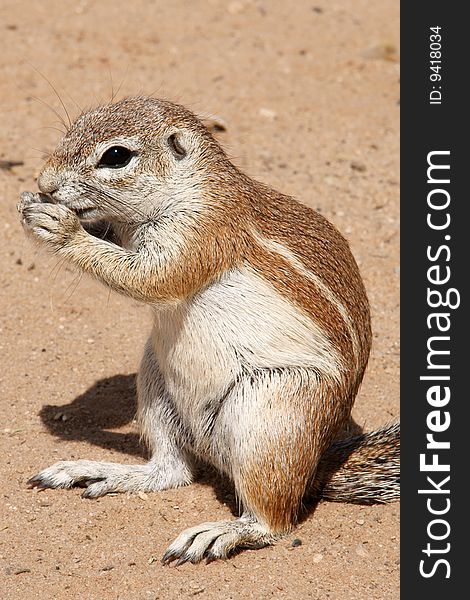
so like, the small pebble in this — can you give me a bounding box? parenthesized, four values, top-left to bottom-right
(350, 161, 367, 172)
(5, 566, 31, 575)
(291, 538, 302, 547)
(100, 565, 114, 572)
(355, 542, 369, 557)
(227, 2, 245, 15)
(259, 108, 277, 120)
(312, 553, 323, 563)
(362, 43, 398, 62)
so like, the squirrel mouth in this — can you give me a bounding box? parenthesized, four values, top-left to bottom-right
(72, 206, 99, 221)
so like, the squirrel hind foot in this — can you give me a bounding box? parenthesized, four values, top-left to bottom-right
(161, 517, 275, 565)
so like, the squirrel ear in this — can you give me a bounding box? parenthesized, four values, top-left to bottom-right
(167, 131, 187, 159)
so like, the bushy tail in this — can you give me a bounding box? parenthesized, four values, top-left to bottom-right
(312, 422, 400, 504)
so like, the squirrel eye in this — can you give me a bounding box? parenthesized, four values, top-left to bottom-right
(97, 146, 133, 168)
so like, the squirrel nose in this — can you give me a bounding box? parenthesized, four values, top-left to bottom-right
(37, 168, 61, 195)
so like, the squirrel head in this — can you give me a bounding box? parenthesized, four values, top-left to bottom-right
(37, 96, 227, 225)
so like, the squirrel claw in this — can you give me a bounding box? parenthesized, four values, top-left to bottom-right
(27, 474, 49, 489)
(161, 519, 270, 565)
(205, 552, 219, 564)
(160, 549, 179, 566)
(175, 554, 191, 567)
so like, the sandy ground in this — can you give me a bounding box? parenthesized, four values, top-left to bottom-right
(0, 1, 399, 598)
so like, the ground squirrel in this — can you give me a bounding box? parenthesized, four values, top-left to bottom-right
(18, 96, 399, 564)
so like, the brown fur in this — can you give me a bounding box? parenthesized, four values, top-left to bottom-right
(247, 243, 357, 367)
(237, 370, 352, 533)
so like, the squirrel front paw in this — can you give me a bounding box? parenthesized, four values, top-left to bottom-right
(18, 192, 82, 249)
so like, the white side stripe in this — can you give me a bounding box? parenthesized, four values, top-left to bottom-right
(251, 231, 360, 363)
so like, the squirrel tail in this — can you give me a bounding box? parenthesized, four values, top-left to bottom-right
(312, 422, 400, 504)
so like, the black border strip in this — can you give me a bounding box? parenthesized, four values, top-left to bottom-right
(401, 3, 466, 596)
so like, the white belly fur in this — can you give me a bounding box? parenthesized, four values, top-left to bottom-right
(150, 266, 343, 428)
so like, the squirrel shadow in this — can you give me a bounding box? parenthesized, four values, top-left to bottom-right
(39, 374, 143, 458)
(38, 373, 364, 520)
(38, 373, 238, 512)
